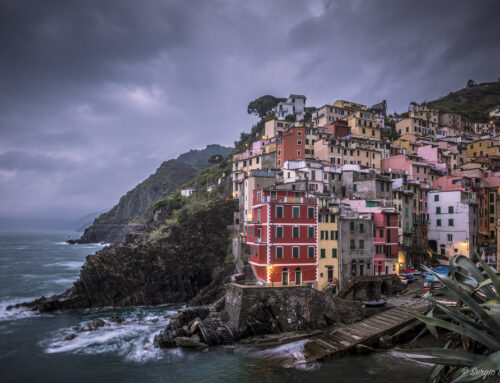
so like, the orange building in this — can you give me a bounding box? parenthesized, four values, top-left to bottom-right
(276, 126, 306, 168)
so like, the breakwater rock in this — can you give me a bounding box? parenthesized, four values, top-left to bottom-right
(154, 283, 364, 349)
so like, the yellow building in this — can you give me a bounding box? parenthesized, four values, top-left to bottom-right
(466, 138, 500, 161)
(393, 133, 421, 155)
(314, 136, 382, 169)
(410, 105, 439, 125)
(347, 111, 381, 139)
(396, 117, 436, 138)
(317, 198, 340, 292)
(264, 119, 288, 139)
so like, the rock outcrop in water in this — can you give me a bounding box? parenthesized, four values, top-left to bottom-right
(15, 199, 238, 312)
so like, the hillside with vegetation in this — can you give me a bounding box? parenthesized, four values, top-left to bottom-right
(74, 144, 232, 243)
(426, 80, 500, 121)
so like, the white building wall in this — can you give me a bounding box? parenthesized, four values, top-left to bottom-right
(427, 190, 476, 258)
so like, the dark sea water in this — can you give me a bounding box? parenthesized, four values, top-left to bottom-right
(0, 231, 432, 383)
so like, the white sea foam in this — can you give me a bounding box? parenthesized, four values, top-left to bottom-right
(256, 339, 316, 369)
(0, 298, 52, 322)
(40, 309, 174, 363)
(53, 278, 77, 285)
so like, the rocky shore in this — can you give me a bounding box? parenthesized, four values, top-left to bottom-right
(11, 199, 238, 312)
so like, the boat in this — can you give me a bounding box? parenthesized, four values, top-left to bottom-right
(363, 299, 387, 308)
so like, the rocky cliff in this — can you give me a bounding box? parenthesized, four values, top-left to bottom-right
(72, 144, 232, 244)
(19, 198, 238, 312)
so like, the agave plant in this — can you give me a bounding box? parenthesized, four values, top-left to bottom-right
(404, 255, 500, 382)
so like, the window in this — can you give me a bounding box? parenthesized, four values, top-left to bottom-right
(293, 206, 300, 218)
(276, 226, 283, 238)
(448, 219, 454, 226)
(271, 190, 276, 199)
(447, 234, 453, 242)
(436, 207, 441, 214)
(256, 192, 260, 201)
(380, 230, 384, 237)
(309, 247, 315, 258)
(276, 247, 283, 259)
(308, 227, 314, 238)
(297, 140, 302, 145)
(359, 240, 365, 249)
(350, 222, 355, 232)
(437, 219, 441, 227)
(292, 247, 299, 258)
(276, 206, 283, 218)
(353, 184, 357, 192)
(350, 239, 356, 249)
(257, 210, 261, 223)
(448, 206, 454, 214)
(330, 230, 334, 240)
(434, 194, 439, 201)
(308, 207, 314, 219)
(292, 227, 299, 238)
(332, 248, 337, 258)
(320, 249, 325, 258)
(320, 230, 325, 240)
(359, 223, 364, 233)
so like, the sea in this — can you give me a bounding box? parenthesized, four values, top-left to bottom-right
(0, 231, 432, 383)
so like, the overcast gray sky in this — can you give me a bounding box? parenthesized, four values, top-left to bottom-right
(1, 0, 499, 220)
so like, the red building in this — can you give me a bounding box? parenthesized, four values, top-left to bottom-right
(326, 120, 350, 138)
(246, 189, 318, 286)
(276, 126, 306, 168)
(373, 210, 399, 275)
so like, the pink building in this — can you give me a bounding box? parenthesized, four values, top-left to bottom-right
(381, 155, 431, 183)
(417, 145, 447, 172)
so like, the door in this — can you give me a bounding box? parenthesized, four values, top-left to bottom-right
(360, 264, 364, 276)
(282, 269, 289, 286)
(327, 267, 333, 281)
(295, 268, 302, 285)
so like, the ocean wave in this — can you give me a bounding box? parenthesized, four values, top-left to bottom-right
(43, 261, 84, 270)
(53, 278, 77, 285)
(40, 308, 174, 363)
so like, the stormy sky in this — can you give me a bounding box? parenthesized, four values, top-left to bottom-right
(1, 0, 499, 222)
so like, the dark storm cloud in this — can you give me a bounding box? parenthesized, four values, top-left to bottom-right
(0, 0, 499, 218)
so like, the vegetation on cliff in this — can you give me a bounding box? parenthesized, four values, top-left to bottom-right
(75, 144, 232, 244)
(426, 80, 500, 122)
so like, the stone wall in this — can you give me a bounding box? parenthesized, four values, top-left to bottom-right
(224, 284, 364, 336)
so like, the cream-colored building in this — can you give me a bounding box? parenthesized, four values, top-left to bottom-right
(316, 197, 340, 292)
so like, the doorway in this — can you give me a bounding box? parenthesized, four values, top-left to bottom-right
(295, 268, 302, 285)
(282, 268, 289, 286)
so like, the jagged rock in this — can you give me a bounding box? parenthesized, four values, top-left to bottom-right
(64, 333, 77, 341)
(109, 316, 124, 324)
(90, 319, 105, 330)
(20, 200, 238, 312)
(174, 335, 208, 349)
